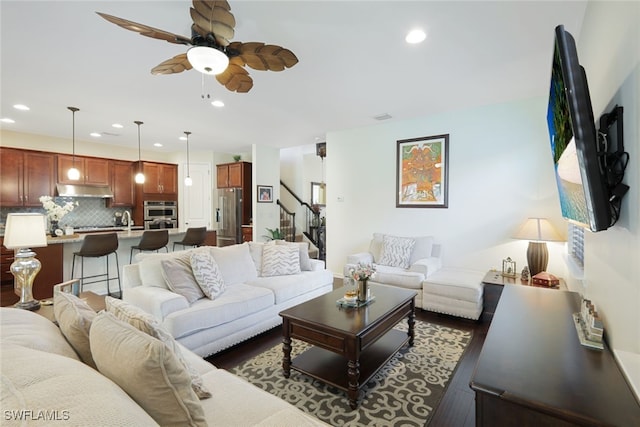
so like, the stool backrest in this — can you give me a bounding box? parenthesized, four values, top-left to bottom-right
(78, 233, 119, 257)
(138, 230, 169, 250)
(182, 227, 207, 246)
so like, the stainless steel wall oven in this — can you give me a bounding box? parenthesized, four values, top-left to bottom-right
(143, 201, 177, 230)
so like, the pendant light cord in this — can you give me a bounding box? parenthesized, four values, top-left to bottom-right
(134, 120, 143, 171)
(68, 107, 79, 166)
(184, 131, 191, 177)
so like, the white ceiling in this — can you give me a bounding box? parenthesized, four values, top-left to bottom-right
(1, 1, 587, 154)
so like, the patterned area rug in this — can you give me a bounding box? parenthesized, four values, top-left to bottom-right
(229, 321, 472, 426)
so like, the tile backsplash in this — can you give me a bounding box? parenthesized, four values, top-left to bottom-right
(0, 197, 133, 228)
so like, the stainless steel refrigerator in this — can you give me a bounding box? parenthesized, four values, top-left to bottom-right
(216, 188, 242, 247)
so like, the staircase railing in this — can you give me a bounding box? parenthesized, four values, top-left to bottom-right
(276, 200, 296, 242)
(279, 180, 324, 260)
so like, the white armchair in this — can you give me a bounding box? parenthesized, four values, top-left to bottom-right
(343, 233, 442, 309)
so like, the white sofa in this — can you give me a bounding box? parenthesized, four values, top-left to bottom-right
(0, 306, 328, 426)
(343, 233, 442, 309)
(123, 241, 334, 357)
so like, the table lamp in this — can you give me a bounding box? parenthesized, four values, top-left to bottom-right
(513, 217, 563, 276)
(3, 213, 48, 310)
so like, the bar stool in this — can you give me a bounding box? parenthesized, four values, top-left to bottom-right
(173, 227, 207, 251)
(71, 233, 121, 297)
(130, 230, 169, 262)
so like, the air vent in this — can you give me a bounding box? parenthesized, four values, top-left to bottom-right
(373, 113, 392, 121)
(100, 131, 121, 137)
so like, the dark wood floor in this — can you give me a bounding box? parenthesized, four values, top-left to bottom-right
(207, 306, 489, 427)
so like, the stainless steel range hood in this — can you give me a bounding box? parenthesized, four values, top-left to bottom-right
(56, 183, 114, 198)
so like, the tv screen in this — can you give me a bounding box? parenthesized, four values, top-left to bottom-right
(546, 25, 611, 232)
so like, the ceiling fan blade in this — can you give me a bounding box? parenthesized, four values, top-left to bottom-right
(216, 60, 253, 93)
(228, 42, 298, 72)
(96, 12, 191, 45)
(151, 54, 193, 75)
(190, 1, 235, 46)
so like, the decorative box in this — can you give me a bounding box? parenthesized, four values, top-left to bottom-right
(532, 272, 560, 287)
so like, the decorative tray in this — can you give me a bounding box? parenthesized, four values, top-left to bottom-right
(336, 295, 375, 308)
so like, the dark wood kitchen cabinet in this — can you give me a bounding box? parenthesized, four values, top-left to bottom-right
(57, 154, 110, 186)
(0, 237, 63, 306)
(0, 148, 55, 206)
(216, 161, 251, 189)
(109, 160, 135, 207)
(140, 162, 177, 195)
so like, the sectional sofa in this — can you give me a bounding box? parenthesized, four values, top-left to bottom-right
(0, 301, 328, 426)
(122, 241, 334, 357)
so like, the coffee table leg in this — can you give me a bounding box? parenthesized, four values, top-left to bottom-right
(408, 300, 415, 347)
(282, 320, 291, 378)
(347, 359, 360, 409)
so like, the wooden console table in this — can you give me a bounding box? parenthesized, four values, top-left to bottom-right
(471, 286, 640, 426)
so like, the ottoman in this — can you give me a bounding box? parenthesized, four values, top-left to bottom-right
(422, 268, 484, 320)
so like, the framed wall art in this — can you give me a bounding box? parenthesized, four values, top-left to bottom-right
(257, 185, 273, 203)
(396, 134, 449, 208)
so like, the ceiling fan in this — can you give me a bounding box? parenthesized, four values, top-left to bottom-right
(97, 0, 298, 93)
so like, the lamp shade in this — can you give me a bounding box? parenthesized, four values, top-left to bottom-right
(187, 46, 229, 75)
(512, 218, 563, 242)
(3, 213, 47, 249)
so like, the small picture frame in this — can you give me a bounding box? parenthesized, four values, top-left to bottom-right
(257, 185, 273, 203)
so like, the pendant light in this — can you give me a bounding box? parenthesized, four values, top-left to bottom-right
(184, 131, 193, 186)
(134, 120, 145, 184)
(67, 107, 81, 180)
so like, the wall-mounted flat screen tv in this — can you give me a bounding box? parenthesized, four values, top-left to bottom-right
(546, 25, 611, 232)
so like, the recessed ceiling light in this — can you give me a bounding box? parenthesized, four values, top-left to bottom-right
(154, 143, 163, 147)
(112, 123, 123, 129)
(13, 104, 30, 111)
(90, 132, 102, 137)
(211, 100, 224, 108)
(1, 118, 16, 123)
(179, 136, 187, 141)
(406, 29, 426, 44)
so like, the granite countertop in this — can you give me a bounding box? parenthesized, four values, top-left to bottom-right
(46, 228, 186, 244)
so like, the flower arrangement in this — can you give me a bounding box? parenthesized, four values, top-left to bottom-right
(349, 262, 376, 282)
(39, 196, 76, 221)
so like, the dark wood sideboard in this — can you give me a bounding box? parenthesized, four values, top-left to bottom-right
(471, 285, 640, 426)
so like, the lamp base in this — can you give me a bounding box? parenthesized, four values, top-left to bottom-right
(527, 241, 549, 276)
(14, 299, 41, 311)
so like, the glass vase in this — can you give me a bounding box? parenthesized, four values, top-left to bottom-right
(50, 220, 59, 237)
(357, 279, 368, 302)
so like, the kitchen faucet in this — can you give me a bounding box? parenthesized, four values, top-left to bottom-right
(122, 210, 132, 234)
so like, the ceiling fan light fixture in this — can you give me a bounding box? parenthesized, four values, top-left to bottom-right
(187, 46, 229, 75)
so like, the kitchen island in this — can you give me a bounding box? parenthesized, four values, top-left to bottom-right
(51, 228, 187, 296)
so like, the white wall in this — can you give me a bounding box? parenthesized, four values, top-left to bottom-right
(326, 97, 567, 278)
(252, 144, 281, 241)
(575, 0, 639, 390)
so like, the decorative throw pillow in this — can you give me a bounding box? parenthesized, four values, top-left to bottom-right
(53, 291, 97, 368)
(105, 297, 211, 400)
(378, 235, 416, 269)
(261, 244, 301, 277)
(275, 240, 312, 271)
(160, 258, 205, 303)
(369, 233, 385, 263)
(248, 241, 275, 275)
(90, 312, 206, 426)
(210, 243, 258, 285)
(137, 251, 192, 289)
(190, 251, 226, 299)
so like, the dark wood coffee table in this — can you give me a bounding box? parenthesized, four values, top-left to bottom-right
(279, 284, 416, 409)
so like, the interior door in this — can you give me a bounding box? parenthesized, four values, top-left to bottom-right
(182, 163, 211, 229)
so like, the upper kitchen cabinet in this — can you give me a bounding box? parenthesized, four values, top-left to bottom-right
(57, 155, 110, 186)
(217, 161, 251, 189)
(140, 162, 178, 196)
(109, 160, 135, 207)
(0, 148, 55, 207)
